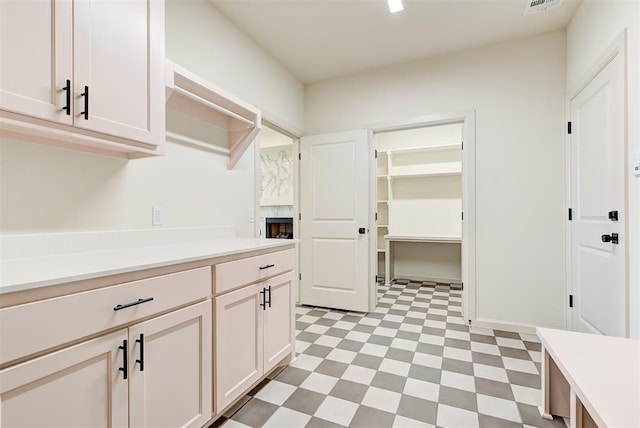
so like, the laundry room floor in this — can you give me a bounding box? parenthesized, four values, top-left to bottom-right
(214, 279, 566, 428)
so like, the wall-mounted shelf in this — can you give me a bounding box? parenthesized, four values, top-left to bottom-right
(165, 60, 261, 169)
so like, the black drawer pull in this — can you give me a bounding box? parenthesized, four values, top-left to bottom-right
(119, 339, 128, 380)
(113, 297, 154, 311)
(259, 288, 266, 310)
(266, 285, 272, 308)
(259, 264, 275, 270)
(62, 79, 71, 115)
(80, 85, 89, 120)
(135, 333, 145, 372)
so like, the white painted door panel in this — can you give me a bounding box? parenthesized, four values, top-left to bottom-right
(215, 284, 263, 412)
(0, 329, 128, 427)
(300, 130, 372, 312)
(74, 0, 162, 145)
(0, 0, 72, 124)
(263, 272, 295, 373)
(129, 302, 212, 428)
(570, 46, 626, 337)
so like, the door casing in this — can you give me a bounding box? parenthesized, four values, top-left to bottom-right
(368, 111, 477, 323)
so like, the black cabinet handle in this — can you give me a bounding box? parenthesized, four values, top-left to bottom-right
(62, 79, 71, 115)
(113, 297, 154, 311)
(80, 85, 89, 120)
(266, 285, 272, 308)
(259, 264, 275, 270)
(119, 339, 128, 380)
(135, 334, 145, 372)
(259, 288, 266, 310)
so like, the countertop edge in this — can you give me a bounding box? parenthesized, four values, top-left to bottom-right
(1, 239, 297, 295)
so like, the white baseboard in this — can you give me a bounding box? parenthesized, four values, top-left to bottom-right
(471, 318, 537, 335)
(391, 273, 462, 285)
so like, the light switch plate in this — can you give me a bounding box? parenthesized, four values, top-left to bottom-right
(152, 206, 164, 226)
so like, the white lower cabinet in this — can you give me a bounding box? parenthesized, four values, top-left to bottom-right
(215, 271, 294, 412)
(129, 301, 212, 428)
(0, 297, 211, 428)
(0, 329, 129, 427)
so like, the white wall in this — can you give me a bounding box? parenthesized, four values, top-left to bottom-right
(0, 0, 305, 236)
(306, 31, 567, 330)
(166, 0, 304, 131)
(567, 0, 640, 338)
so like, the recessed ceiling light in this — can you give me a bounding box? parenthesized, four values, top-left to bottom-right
(387, 0, 404, 14)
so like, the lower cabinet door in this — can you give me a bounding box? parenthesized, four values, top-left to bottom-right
(0, 329, 129, 428)
(215, 284, 264, 412)
(129, 301, 212, 428)
(263, 272, 295, 373)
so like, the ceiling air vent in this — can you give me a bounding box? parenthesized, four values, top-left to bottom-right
(524, 0, 563, 15)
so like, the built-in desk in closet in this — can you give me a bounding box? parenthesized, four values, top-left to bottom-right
(376, 124, 463, 285)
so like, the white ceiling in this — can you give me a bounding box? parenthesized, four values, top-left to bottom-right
(208, 0, 581, 83)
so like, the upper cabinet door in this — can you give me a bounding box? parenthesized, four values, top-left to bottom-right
(73, 0, 164, 146)
(0, 0, 73, 125)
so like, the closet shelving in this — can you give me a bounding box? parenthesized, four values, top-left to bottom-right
(376, 142, 462, 281)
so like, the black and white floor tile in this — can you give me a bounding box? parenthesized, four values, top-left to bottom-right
(214, 280, 566, 428)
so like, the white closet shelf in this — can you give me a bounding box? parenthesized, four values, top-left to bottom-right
(389, 170, 461, 179)
(165, 60, 261, 169)
(377, 200, 388, 203)
(384, 235, 461, 243)
(381, 143, 462, 155)
(378, 224, 389, 228)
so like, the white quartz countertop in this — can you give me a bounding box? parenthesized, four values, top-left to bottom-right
(0, 236, 295, 295)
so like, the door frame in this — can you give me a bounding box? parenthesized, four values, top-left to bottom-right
(368, 111, 477, 323)
(565, 31, 629, 334)
(254, 117, 303, 300)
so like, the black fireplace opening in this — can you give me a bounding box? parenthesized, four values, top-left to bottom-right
(265, 217, 293, 239)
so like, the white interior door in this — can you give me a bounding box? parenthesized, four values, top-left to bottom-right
(569, 42, 626, 337)
(299, 130, 373, 312)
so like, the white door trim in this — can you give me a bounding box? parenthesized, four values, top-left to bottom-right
(367, 110, 477, 324)
(254, 118, 303, 302)
(565, 31, 629, 334)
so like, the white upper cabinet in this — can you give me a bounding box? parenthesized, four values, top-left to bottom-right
(0, 0, 165, 157)
(0, 0, 73, 124)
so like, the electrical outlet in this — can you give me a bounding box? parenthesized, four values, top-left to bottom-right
(152, 206, 164, 226)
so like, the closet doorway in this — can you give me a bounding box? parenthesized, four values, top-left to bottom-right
(372, 113, 476, 324)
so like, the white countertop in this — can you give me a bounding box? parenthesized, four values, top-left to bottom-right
(537, 327, 640, 427)
(0, 231, 295, 294)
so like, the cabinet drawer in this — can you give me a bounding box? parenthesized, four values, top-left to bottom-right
(0, 267, 211, 366)
(215, 248, 294, 295)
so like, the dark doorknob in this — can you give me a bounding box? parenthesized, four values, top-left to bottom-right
(358, 227, 366, 234)
(601, 233, 619, 244)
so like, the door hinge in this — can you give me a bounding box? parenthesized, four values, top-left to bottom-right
(461, 211, 464, 221)
(461, 141, 464, 150)
(461, 282, 464, 290)
(568, 208, 572, 221)
(567, 121, 572, 134)
(299, 273, 302, 281)
(298, 152, 301, 160)
(375, 149, 378, 159)
(375, 212, 378, 221)
(569, 294, 573, 308)
(298, 213, 301, 220)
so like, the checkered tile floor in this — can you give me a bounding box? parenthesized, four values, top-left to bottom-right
(213, 280, 566, 428)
